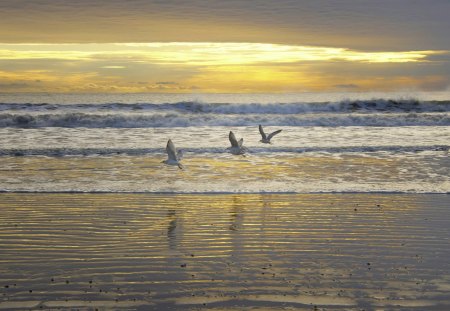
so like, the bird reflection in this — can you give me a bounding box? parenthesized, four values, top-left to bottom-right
(167, 210, 177, 250)
(229, 196, 244, 231)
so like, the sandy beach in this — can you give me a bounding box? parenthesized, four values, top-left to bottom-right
(1, 192, 449, 310)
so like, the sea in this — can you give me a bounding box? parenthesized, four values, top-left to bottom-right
(0, 92, 449, 193)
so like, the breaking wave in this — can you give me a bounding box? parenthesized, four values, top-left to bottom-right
(0, 111, 448, 128)
(1, 99, 449, 128)
(1, 99, 449, 114)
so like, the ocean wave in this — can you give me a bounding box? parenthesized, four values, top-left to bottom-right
(0, 111, 449, 128)
(170, 99, 450, 114)
(1, 99, 449, 114)
(1, 145, 447, 157)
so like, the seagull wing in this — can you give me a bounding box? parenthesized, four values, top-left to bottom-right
(259, 124, 267, 139)
(177, 149, 183, 161)
(166, 139, 178, 161)
(229, 131, 239, 147)
(267, 129, 282, 141)
(238, 138, 244, 147)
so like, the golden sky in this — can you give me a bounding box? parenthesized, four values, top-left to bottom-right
(0, 1, 449, 93)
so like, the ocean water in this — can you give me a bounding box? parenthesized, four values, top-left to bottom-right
(0, 92, 449, 193)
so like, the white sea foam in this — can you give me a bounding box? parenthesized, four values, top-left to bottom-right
(1, 99, 449, 113)
(0, 111, 449, 128)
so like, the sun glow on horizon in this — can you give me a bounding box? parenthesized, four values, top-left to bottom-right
(0, 42, 442, 64)
(0, 42, 448, 93)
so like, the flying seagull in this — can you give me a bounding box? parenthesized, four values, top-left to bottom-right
(259, 125, 282, 144)
(163, 139, 183, 169)
(228, 131, 246, 155)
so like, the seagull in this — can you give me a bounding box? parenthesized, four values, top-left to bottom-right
(162, 139, 183, 169)
(259, 124, 282, 144)
(227, 131, 246, 155)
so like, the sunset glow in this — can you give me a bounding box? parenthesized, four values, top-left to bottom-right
(0, 43, 447, 93)
(0, 0, 449, 93)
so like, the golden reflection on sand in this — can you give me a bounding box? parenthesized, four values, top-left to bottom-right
(0, 193, 449, 309)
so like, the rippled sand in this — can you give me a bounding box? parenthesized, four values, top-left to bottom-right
(1, 193, 449, 310)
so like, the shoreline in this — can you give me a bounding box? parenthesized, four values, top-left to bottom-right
(0, 190, 449, 194)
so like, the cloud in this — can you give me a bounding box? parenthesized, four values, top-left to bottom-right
(334, 84, 359, 89)
(0, 82, 30, 89)
(101, 65, 126, 69)
(156, 81, 178, 85)
(1, 43, 443, 65)
(417, 76, 450, 92)
(0, 1, 449, 51)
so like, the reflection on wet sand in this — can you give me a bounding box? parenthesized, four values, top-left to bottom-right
(167, 210, 178, 250)
(0, 193, 449, 310)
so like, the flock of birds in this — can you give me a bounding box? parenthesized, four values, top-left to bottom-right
(163, 124, 282, 169)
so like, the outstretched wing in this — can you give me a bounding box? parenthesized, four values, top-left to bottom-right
(177, 149, 183, 161)
(267, 129, 282, 140)
(258, 124, 266, 139)
(229, 131, 239, 147)
(166, 139, 178, 161)
(238, 138, 244, 147)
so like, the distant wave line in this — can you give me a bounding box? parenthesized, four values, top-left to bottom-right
(1, 99, 449, 114)
(1, 145, 447, 157)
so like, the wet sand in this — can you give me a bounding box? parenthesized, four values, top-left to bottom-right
(0, 193, 449, 310)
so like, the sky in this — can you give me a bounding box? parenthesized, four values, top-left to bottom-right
(0, 0, 449, 93)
